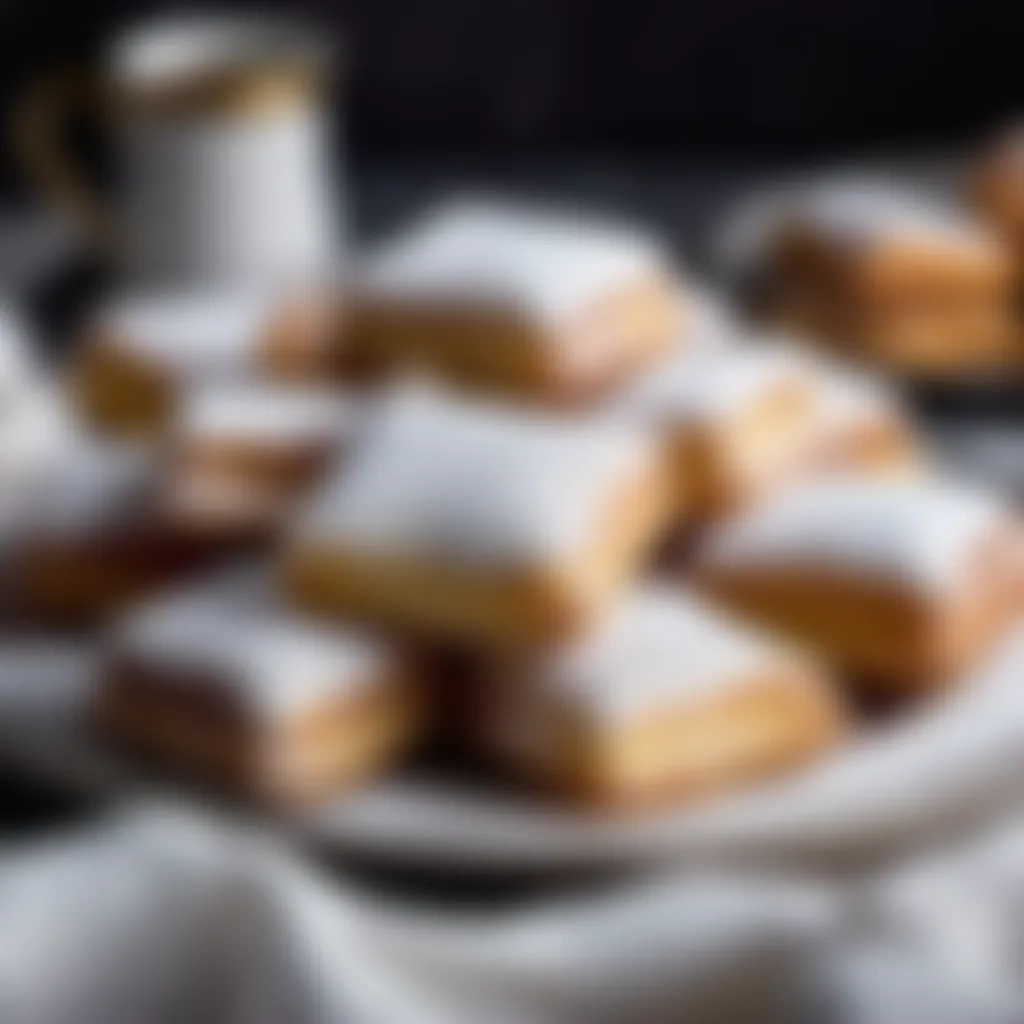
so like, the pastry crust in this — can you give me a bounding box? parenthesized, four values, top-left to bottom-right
(70, 290, 341, 436)
(348, 199, 680, 403)
(796, 364, 922, 479)
(618, 346, 921, 528)
(284, 387, 671, 645)
(287, 467, 668, 645)
(99, 665, 418, 808)
(95, 569, 421, 807)
(16, 530, 221, 626)
(11, 441, 226, 624)
(615, 346, 818, 518)
(350, 277, 679, 404)
(760, 185, 1016, 375)
(162, 384, 357, 539)
(697, 480, 1019, 691)
(71, 338, 176, 435)
(474, 587, 844, 807)
(700, 561, 1017, 693)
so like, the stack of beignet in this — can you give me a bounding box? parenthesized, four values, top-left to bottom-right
(8, 193, 1015, 814)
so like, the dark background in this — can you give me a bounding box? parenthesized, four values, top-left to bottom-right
(0, 0, 1021, 173)
(2, 0, 1023, 336)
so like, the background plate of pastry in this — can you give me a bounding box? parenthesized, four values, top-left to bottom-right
(715, 162, 1024, 414)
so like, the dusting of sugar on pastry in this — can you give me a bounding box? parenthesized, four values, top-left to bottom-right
(360, 197, 668, 324)
(91, 291, 282, 378)
(701, 478, 1005, 593)
(793, 180, 997, 253)
(115, 566, 393, 718)
(178, 383, 357, 448)
(803, 362, 906, 439)
(614, 344, 813, 427)
(536, 586, 806, 724)
(294, 385, 656, 568)
(28, 439, 157, 536)
(682, 285, 742, 355)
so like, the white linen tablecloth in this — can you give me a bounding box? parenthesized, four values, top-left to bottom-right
(5, 803, 1024, 1024)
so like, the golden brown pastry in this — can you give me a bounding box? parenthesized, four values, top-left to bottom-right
(474, 585, 844, 807)
(348, 199, 680, 404)
(284, 385, 671, 646)
(757, 183, 1015, 375)
(796, 364, 922, 479)
(614, 344, 818, 519)
(12, 439, 229, 625)
(697, 478, 1020, 692)
(70, 288, 341, 436)
(615, 340, 923, 530)
(96, 567, 421, 808)
(162, 383, 358, 540)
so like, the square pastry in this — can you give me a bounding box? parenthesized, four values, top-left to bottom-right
(615, 345, 817, 518)
(349, 198, 680, 403)
(163, 383, 359, 539)
(284, 386, 670, 645)
(97, 567, 421, 807)
(697, 478, 1020, 691)
(474, 586, 844, 807)
(797, 365, 922, 479)
(757, 182, 1014, 375)
(12, 439, 228, 624)
(71, 288, 340, 435)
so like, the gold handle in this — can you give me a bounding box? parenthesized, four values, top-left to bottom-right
(14, 69, 117, 256)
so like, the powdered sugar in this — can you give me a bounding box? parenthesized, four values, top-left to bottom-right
(295, 385, 656, 569)
(615, 344, 813, 428)
(701, 478, 1005, 594)
(536, 586, 806, 724)
(90, 290, 281, 379)
(115, 566, 394, 718)
(177, 383, 357, 449)
(360, 198, 668, 325)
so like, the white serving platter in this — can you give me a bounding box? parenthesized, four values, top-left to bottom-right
(3, 627, 1024, 874)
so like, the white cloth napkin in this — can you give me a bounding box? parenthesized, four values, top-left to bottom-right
(808, 818, 1024, 1024)
(8, 803, 1024, 1024)
(223, 808, 1024, 1024)
(0, 806, 312, 1024)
